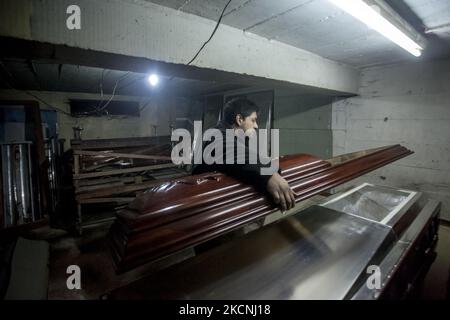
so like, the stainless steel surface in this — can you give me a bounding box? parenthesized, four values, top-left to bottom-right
(18, 144, 31, 223)
(110, 205, 396, 299)
(324, 185, 408, 221)
(351, 199, 440, 299)
(28, 143, 36, 221)
(1, 142, 40, 228)
(322, 183, 420, 225)
(2, 144, 15, 226)
(47, 137, 58, 215)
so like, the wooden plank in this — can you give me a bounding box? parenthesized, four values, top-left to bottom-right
(75, 181, 125, 194)
(76, 180, 165, 200)
(74, 149, 171, 161)
(70, 136, 170, 150)
(77, 176, 137, 187)
(74, 155, 80, 175)
(80, 160, 116, 172)
(148, 171, 187, 180)
(76, 172, 187, 197)
(73, 163, 177, 179)
(79, 197, 135, 204)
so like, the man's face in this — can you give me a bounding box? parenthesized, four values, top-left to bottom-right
(236, 111, 258, 135)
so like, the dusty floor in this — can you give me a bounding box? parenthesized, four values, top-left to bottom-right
(47, 222, 195, 299)
(43, 221, 450, 300)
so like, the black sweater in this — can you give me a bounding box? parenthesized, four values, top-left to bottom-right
(192, 122, 273, 190)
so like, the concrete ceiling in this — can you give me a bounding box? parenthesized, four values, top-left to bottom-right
(0, 59, 246, 97)
(2, 0, 448, 96)
(394, 0, 450, 40)
(147, 0, 450, 67)
(0, 55, 342, 98)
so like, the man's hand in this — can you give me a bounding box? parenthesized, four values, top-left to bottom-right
(266, 173, 295, 212)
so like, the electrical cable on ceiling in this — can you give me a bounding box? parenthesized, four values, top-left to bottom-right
(96, 68, 106, 109)
(157, 0, 233, 87)
(85, 71, 131, 116)
(113, 1, 233, 93)
(186, 0, 233, 66)
(95, 71, 131, 113)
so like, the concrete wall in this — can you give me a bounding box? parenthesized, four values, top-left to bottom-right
(332, 59, 450, 221)
(0, 0, 359, 94)
(0, 89, 200, 150)
(200, 87, 333, 159)
(275, 92, 333, 159)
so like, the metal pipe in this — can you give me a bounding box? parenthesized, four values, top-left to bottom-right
(47, 137, 58, 215)
(1, 142, 42, 226)
(18, 144, 30, 223)
(2, 144, 16, 226)
(27, 143, 36, 222)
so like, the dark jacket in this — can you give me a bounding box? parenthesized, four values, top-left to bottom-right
(192, 122, 273, 189)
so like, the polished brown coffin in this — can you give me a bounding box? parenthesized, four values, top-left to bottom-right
(109, 145, 413, 273)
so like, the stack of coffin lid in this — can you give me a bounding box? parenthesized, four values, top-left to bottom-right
(109, 145, 413, 273)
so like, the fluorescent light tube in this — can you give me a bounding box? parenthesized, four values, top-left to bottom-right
(329, 0, 423, 57)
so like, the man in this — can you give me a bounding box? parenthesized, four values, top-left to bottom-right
(193, 98, 295, 211)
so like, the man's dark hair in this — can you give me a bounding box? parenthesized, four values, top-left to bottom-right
(222, 98, 259, 126)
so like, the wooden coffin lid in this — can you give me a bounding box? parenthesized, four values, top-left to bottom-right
(118, 154, 329, 226)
